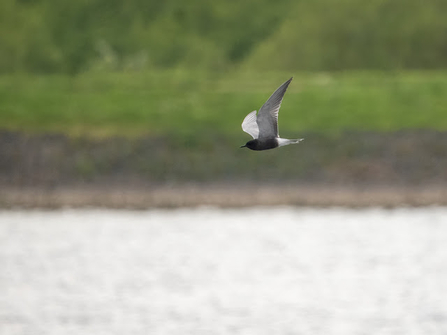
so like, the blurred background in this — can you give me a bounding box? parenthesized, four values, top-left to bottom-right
(1, 0, 447, 206)
(1, 2, 447, 334)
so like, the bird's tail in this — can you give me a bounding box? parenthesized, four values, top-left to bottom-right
(277, 138, 304, 147)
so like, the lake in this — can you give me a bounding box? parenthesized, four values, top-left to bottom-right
(1, 207, 447, 334)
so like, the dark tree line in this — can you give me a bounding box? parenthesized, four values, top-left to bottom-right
(1, 0, 446, 74)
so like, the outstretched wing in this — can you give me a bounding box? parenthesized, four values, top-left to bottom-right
(256, 77, 293, 138)
(241, 110, 259, 139)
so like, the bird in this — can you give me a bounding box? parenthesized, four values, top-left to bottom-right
(240, 77, 303, 151)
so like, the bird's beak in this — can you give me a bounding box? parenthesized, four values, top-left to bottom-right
(240, 144, 246, 148)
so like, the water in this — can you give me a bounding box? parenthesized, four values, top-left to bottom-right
(1, 207, 447, 335)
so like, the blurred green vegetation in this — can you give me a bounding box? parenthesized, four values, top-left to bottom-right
(1, 0, 447, 74)
(1, 0, 446, 143)
(1, 0, 447, 187)
(1, 71, 447, 138)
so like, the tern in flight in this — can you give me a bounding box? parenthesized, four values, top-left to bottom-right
(240, 77, 303, 151)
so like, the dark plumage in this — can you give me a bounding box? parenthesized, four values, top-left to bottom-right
(240, 138, 278, 150)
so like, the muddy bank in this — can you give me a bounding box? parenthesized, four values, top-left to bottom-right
(1, 184, 447, 208)
(1, 130, 446, 207)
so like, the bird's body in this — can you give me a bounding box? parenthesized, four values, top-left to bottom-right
(243, 138, 278, 151)
(243, 138, 303, 151)
(240, 77, 303, 151)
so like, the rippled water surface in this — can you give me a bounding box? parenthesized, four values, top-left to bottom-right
(1, 207, 447, 335)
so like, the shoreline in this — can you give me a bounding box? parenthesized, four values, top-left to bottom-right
(1, 184, 446, 209)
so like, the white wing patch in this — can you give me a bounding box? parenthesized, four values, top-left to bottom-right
(241, 110, 259, 139)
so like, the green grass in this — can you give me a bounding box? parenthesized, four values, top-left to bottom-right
(1, 70, 447, 139)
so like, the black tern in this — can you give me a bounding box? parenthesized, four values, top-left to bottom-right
(240, 77, 303, 151)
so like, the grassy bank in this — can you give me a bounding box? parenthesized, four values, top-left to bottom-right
(1, 71, 447, 139)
